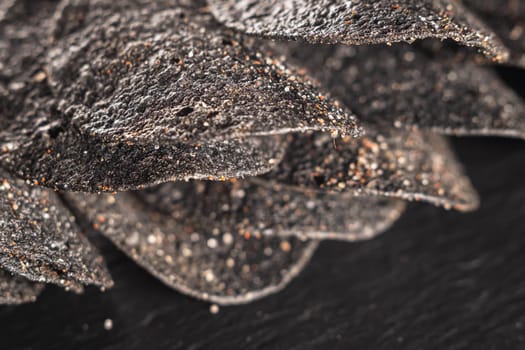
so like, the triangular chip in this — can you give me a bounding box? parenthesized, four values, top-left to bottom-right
(138, 181, 406, 241)
(262, 130, 479, 211)
(242, 189, 406, 241)
(0, 270, 44, 305)
(0, 168, 113, 292)
(45, 3, 360, 145)
(270, 43, 525, 139)
(1, 90, 287, 192)
(65, 190, 318, 305)
(208, 0, 509, 62)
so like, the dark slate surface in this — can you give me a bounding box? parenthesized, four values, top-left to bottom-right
(0, 137, 523, 350)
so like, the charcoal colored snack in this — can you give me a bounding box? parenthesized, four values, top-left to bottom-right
(65, 191, 318, 305)
(138, 181, 406, 241)
(1, 97, 288, 191)
(0, 169, 113, 293)
(46, 3, 361, 145)
(270, 42, 525, 139)
(261, 130, 479, 212)
(208, 0, 510, 62)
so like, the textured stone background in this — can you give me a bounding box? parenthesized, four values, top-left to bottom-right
(0, 69, 524, 350)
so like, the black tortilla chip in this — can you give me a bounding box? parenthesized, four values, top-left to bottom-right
(0, 97, 287, 192)
(0, 168, 113, 292)
(138, 180, 406, 241)
(270, 42, 525, 139)
(46, 3, 361, 145)
(261, 130, 479, 211)
(208, 0, 509, 62)
(65, 190, 318, 305)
